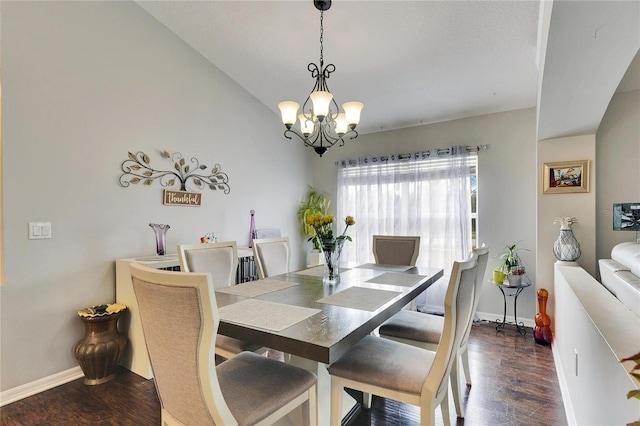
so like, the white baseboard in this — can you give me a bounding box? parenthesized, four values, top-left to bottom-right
(475, 310, 535, 328)
(0, 366, 84, 407)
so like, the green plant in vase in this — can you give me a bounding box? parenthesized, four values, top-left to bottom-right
(493, 242, 529, 284)
(298, 186, 329, 251)
(620, 351, 640, 426)
(306, 213, 355, 285)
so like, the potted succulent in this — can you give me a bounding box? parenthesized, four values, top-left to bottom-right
(297, 186, 330, 266)
(494, 242, 529, 284)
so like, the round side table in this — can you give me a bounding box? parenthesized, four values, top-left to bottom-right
(492, 279, 532, 335)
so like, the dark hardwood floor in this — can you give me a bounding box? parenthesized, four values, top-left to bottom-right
(0, 321, 566, 426)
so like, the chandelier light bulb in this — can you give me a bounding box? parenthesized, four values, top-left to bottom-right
(278, 101, 300, 128)
(343, 101, 364, 127)
(310, 91, 333, 121)
(299, 114, 315, 135)
(335, 113, 348, 135)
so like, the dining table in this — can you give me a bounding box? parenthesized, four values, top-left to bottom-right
(215, 262, 444, 425)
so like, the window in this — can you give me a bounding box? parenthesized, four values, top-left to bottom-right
(337, 148, 477, 313)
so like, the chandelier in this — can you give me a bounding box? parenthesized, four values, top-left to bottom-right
(278, 0, 364, 157)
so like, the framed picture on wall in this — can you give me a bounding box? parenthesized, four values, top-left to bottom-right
(542, 160, 590, 194)
(613, 202, 640, 231)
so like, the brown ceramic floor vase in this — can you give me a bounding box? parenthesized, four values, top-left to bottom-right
(74, 312, 127, 385)
(534, 288, 553, 345)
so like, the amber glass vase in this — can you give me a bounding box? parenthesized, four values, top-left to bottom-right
(534, 288, 553, 345)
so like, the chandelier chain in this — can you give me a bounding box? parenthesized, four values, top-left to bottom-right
(319, 11, 324, 65)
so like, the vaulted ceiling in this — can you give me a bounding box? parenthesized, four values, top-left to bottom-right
(135, 1, 639, 140)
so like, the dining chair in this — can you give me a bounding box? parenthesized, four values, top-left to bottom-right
(252, 237, 291, 279)
(328, 254, 478, 426)
(177, 241, 266, 359)
(372, 235, 421, 266)
(130, 263, 318, 426)
(377, 246, 490, 418)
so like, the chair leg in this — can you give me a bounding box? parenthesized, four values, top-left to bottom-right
(330, 379, 343, 426)
(420, 400, 436, 426)
(362, 392, 372, 408)
(440, 389, 451, 426)
(461, 349, 472, 386)
(450, 357, 464, 418)
(302, 385, 317, 426)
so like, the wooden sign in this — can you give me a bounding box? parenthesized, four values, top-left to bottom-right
(163, 190, 201, 206)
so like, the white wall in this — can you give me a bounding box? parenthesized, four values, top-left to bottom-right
(311, 108, 539, 322)
(535, 89, 640, 323)
(536, 134, 597, 322)
(0, 1, 312, 391)
(596, 89, 640, 263)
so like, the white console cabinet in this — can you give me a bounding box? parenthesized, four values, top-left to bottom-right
(115, 248, 255, 379)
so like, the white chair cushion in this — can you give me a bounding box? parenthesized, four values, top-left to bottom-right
(217, 352, 317, 426)
(327, 335, 435, 395)
(378, 310, 443, 344)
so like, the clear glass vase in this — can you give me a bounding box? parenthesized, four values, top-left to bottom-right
(321, 238, 344, 286)
(149, 223, 170, 257)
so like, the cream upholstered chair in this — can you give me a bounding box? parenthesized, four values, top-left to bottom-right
(373, 235, 421, 311)
(177, 241, 265, 359)
(328, 254, 478, 426)
(178, 241, 238, 289)
(372, 235, 421, 266)
(130, 263, 318, 426)
(252, 237, 291, 279)
(377, 246, 490, 418)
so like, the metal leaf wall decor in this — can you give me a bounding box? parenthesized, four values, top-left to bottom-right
(119, 150, 230, 193)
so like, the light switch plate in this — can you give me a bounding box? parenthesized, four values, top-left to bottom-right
(29, 222, 52, 240)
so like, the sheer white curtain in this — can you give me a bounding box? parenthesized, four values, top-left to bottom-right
(337, 146, 473, 314)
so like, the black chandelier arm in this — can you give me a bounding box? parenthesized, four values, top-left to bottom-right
(321, 63, 335, 83)
(283, 122, 359, 152)
(283, 128, 325, 150)
(308, 62, 321, 80)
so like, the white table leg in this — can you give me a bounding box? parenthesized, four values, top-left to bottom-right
(288, 355, 358, 425)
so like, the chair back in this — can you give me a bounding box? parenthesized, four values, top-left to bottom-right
(422, 253, 478, 404)
(459, 246, 490, 348)
(372, 235, 421, 266)
(177, 241, 238, 289)
(129, 263, 236, 425)
(252, 237, 291, 279)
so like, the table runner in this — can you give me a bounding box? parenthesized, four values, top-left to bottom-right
(366, 272, 427, 287)
(316, 286, 402, 312)
(215, 279, 298, 298)
(219, 299, 321, 332)
(355, 263, 414, 272)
